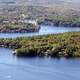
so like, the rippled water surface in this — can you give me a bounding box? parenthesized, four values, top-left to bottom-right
(0, 48, 80, 80)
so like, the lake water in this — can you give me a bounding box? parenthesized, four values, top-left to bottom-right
(0, 25, 80, 80)
(0, 48, 80, 80)
(0, 25, 80, 38)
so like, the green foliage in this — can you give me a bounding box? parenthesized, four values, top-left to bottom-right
(16, 48, 37, 57)
(0, 32, 80, 57)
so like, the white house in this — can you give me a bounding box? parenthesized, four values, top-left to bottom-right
(24, 19, 38, 26)
(18, 19, 38, 26)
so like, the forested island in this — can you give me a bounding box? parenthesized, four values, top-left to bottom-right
(0, 32, 80, 58)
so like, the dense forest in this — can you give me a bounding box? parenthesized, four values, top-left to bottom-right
(0, 32, 80, 57)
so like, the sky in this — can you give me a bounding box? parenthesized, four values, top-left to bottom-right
(62, 0, 80, 3)
(0, 0, 80, 3)
(0, 0, 80, 5)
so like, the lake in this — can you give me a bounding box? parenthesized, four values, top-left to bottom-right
(0, 48, 80, 80)
(0, 25, 80, 80)
(0, 25, 80, 38)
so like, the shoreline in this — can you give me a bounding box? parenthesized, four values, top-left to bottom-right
(0, 32, 80, 58)
(39, 20, 80, 27)
(0, 22, 80, 33)
(0, 25, 40, 33)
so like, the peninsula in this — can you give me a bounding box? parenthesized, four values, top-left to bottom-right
(0, 32, 80, 57)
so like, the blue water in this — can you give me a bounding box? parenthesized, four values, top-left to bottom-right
(0, 25, 80, 80)
(0, 48, 80, 80)
(0, 25, 80, 38)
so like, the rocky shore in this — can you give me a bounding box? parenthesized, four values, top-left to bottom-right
(38, 19, 80, 27)
(0, 25, 40, 33)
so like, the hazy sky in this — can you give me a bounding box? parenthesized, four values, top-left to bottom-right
(62, 0, 80, 3)
(0, 0, 80, 4)
(0, 0, 80, 2)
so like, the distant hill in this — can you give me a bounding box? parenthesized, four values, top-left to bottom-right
(0, 0, 80, 7)
(0, 0, 64, 6)
(0, 0, 79, 6)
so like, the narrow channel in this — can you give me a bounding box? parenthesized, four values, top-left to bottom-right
(0, 25, 80, 38)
